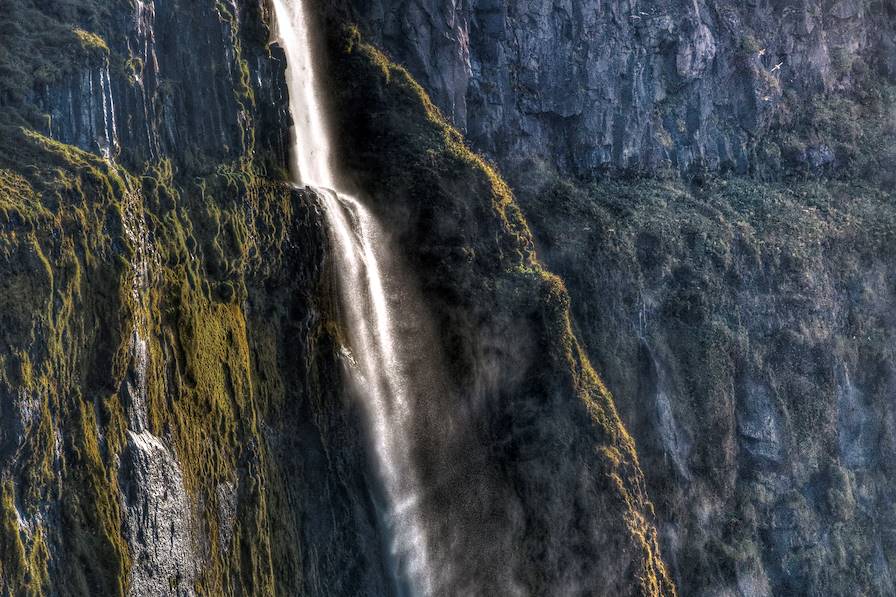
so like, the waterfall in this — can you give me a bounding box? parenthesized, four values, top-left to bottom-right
(270, 1, 434, 594)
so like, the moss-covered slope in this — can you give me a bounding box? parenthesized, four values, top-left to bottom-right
(0, 127, 307, 595)
(515, 171, 896, 595)
(0, 1, 394, 595)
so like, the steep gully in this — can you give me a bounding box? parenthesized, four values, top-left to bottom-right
(271, 0, 438, 594)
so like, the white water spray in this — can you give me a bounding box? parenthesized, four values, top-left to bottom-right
(270, 1, 434, 593)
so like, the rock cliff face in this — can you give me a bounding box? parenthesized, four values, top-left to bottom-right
(342, 0, 895, 178)
(516, 175, 895, 596)
(319, 25, 674, 594)
(0, 0, 893, 595)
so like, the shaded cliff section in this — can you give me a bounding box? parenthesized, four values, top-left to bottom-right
(1, 1, 394, 594)
(333, 0, 894, 181)
(517, 174, 895, 596)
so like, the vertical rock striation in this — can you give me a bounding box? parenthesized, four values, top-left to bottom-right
(338, 0, 895, 178)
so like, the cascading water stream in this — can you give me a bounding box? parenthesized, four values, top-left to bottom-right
(270, 1, 435, 594)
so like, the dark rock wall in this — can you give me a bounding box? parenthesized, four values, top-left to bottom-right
(27, 0, 291, 172)
(321, 25, 675, 595)
(341, 0, 895, 178)
(517, 175, 896, 595)
(1, 0, 677, 595)
(326, 0, 896, 594)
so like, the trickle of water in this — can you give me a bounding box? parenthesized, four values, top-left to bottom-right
(120, 186, 153, 432)
(270, 1, 435, 593)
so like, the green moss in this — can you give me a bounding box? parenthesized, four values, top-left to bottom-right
(762, 74, 895, 179)
(72, 28, 109, 54)
(337, 28, 535, 263)
(0, 0, 321, 591)
(0, 479, 49, 596)
(60, 401, 131, 596)
(0, 112, 314, 590)
(0, 127, 143, 594)
(215, 1, 256, 111)
(739, 33, 762, 57)
(515, 163, 894, 592)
